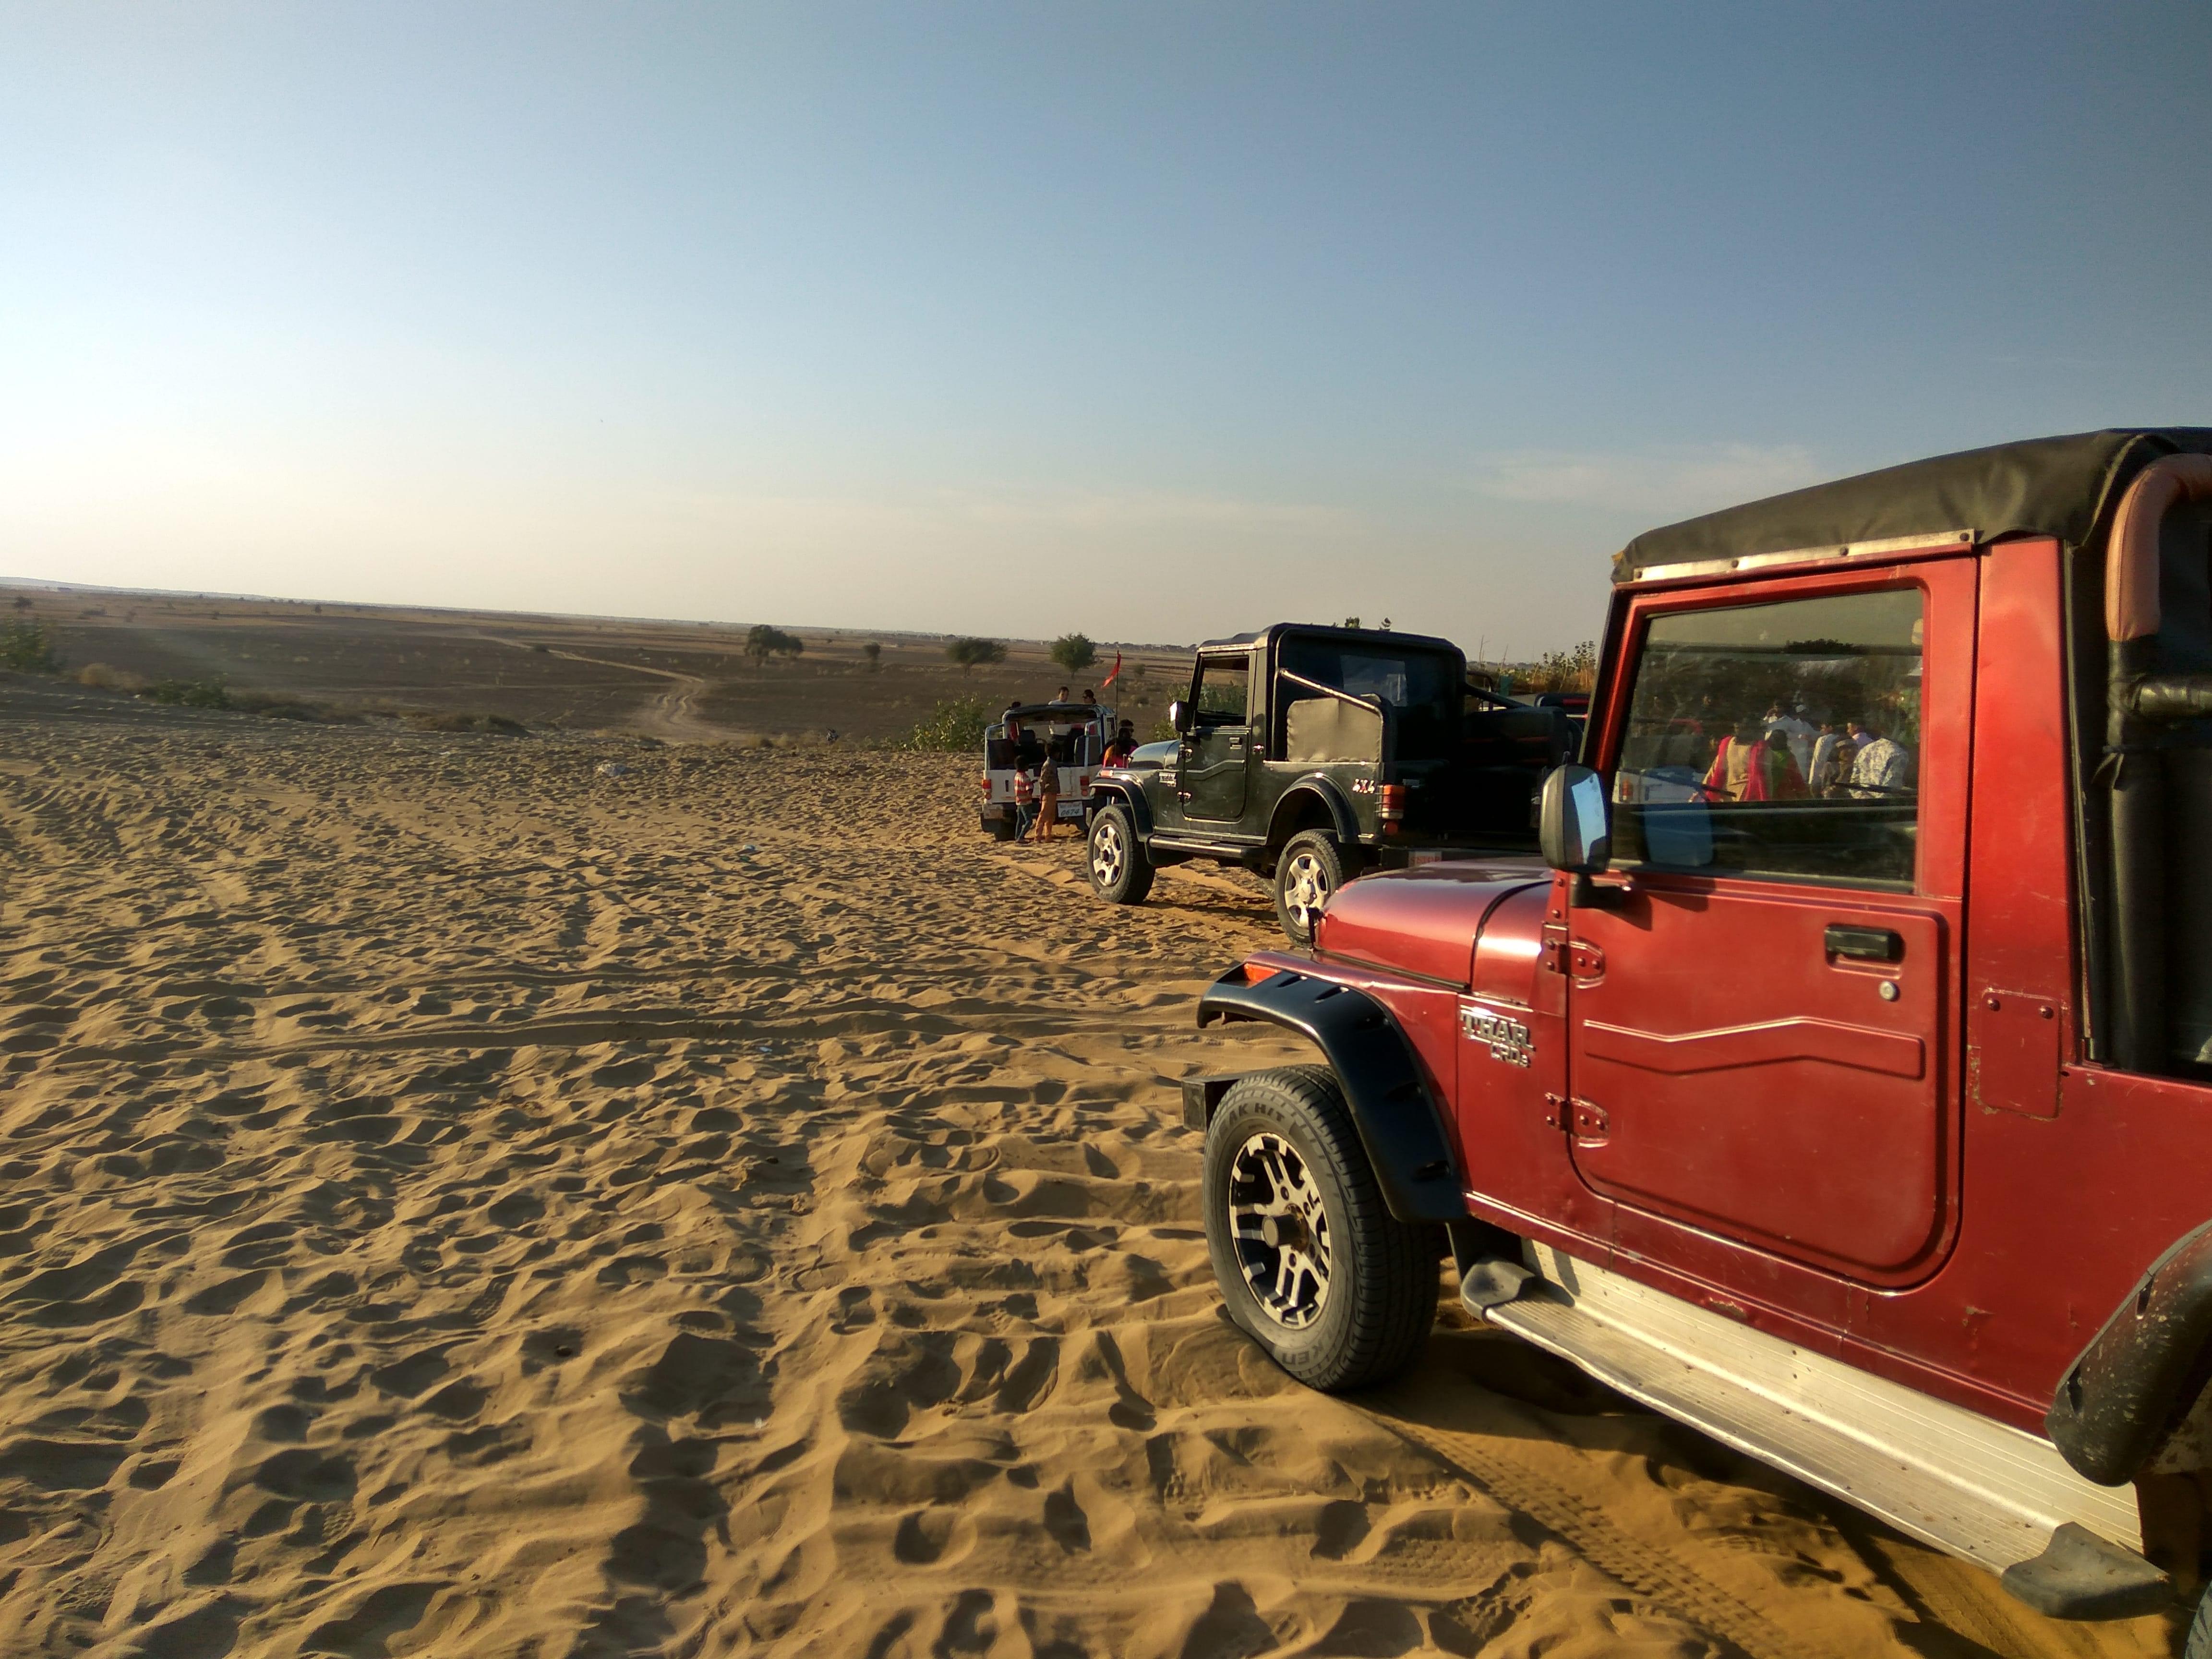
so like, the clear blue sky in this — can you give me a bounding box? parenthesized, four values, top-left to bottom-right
(4, 3, 2208, 656)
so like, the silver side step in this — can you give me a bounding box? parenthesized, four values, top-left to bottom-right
(1475, 1245, 2146, 1587)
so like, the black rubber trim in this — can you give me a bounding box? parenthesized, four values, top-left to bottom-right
(2046, 1219, 2212, 1485)
(1090, 781, 1153, 836)
(1196, 966, 1466, 1224)
(1998, 1523, 2169, 1620)
(1265, 779, 1360, 849)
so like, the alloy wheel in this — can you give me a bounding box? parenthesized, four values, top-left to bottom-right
(1281, 851, 1331, 934)
(1091, 818, 1125, 887)
(1226, 1130, 1333, 1329)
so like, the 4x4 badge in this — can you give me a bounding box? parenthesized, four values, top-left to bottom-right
(1460, 1005, 1534, 1068)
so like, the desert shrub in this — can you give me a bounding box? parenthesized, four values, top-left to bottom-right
(0, 619, 61, 673)
(1526, 641, 1598, 694)
(862, 642, 882, 670)
(946, 637, 1006, 672)
(76, 662, 149, 693)
(745, 625, 805, 662)
(1050, 632, 1096, 673)
(396, 710, 528, 734)
(145, 678, 231, 709)
(226, 690, 364, 725)
(896, 697, 992, 752)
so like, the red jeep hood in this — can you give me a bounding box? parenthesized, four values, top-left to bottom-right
(1315, 859, 1548, 988)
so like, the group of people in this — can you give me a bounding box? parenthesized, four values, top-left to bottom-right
(998, 692, 1141, 844)
(1700, 703, 1913, 803)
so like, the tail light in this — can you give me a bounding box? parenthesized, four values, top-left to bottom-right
(980, 772, 992, 793)
(1379, 783, 1408, 823)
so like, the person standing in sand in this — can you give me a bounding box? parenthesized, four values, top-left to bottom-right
(1034, 754, 1061, 841)
(1011, 762, 1037, 842)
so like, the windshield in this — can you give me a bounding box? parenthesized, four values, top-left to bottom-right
(1277, 638, 1459, 760)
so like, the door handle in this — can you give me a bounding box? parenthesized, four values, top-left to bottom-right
(1825, 924, 1903, 962)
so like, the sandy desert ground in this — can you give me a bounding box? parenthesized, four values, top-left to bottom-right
(0, 679, 2179, 1658)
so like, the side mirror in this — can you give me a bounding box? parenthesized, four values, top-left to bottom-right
(1167, 700, 1189, 733)
(1539, 764, 1611, 873)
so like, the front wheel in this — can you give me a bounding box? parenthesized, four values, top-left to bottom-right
(1202, 1066, 1437, 1391)
(1087, 804, 1155, 904)
(1273, 830, 1349, 945)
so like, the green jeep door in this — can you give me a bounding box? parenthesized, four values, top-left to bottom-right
(1180, 650, 1253, 822)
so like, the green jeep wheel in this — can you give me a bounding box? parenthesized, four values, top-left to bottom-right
(1087, 804, 1154, 904)
(1273, 830, 1348, 944)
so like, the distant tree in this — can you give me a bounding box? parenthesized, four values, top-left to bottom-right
(862, 642, 882, 671)
(947, 637, 1007, 672)
(745, 624, 805, 662)
(1049, 633, 1097, 673)
(11, 595, 29, 610)
(1342, 616, 1360, 629)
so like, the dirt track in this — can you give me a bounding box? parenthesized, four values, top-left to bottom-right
(0, 695, 2173, 1657)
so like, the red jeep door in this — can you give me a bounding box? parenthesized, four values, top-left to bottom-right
(1565, 564, 1970, 1283)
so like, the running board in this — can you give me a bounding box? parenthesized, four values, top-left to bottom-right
(1473, 1245, 2164, 1618)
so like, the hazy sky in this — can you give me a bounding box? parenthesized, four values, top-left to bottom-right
(5, 4, 2210, 656)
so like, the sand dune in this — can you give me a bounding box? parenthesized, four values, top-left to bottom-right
(0, 696, 2174, 1656)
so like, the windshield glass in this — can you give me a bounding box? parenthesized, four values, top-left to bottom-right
(1277, 638, 1459, 760)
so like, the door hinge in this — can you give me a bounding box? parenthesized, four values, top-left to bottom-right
(1571, 1099, 1609, 1140)
(1541, 938, 1606, 979)
(1542, 1092, 1566, 1128)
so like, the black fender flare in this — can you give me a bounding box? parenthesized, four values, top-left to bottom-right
(1265, 778, 1361, 855)
(1191, 965, 1465, 1224)
(1088, 779, 1155, 837)
(2047, 1219, 2212, 1484)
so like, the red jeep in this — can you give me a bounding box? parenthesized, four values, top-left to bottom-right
(1186, 428, 2212, 1639)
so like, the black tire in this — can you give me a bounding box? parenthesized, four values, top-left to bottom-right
(1273, 830, 1349, 945)
(1202, 1065, 1437, 1391)
(987, 817, 1017, 843)
(1087, 804, 1154, 904)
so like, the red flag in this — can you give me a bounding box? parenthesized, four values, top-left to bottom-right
(1101, 650, 1122, 689)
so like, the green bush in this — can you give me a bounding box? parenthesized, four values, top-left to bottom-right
(0, 619, 61, 673)
(946, 637, 1006, 672)
(896, 697, 992, 752)
(145, 678, 232, 709)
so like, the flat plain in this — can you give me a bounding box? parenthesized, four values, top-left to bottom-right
(0, 599, 2177, 1658)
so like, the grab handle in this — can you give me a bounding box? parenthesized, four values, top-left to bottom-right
(1826, 924, 1903, 963)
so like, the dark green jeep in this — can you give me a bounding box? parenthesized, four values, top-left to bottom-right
(1082, 623, 1572, 941)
